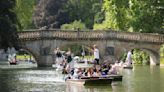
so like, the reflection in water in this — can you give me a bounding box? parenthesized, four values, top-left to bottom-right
(0, 65, 164, 92)
(66, 83, 113, 92)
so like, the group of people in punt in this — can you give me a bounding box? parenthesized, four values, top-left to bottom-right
(65, 63, 119, 80)
(54, 45, 133, 80)
(54, 44, 100, 72)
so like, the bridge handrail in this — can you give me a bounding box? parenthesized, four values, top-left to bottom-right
(18, 29, 164, 43)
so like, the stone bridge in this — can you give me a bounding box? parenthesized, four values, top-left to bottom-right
(18, 29, 164, 67)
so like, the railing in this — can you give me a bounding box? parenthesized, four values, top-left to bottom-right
(18, 29, 164, 44)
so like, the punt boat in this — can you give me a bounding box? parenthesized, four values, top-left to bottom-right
(66, 76, 113, 86)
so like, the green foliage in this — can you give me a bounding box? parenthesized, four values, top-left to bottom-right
(160, 45, 164, 64)
(128, 0, 164, 33)
(93, 24, 108, 30)
(33, 0, 68, 29)
(0, 0, 19, 49)
(22, 0, 104, 29)
(15, 0, 36, 30)
(94, 0, 129, 31)
(95, 0, 163, 33)
(62, 0, 103, 29)
(93, 3, 104, 24)
(161, 58, 164, 64)
(160, 45, 164, 56)
(60, 20, 87, 30)
(16, 55, 31, 60)
(132, 49, 149, 65)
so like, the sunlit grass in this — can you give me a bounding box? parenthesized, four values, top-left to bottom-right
(16, 55, 32, 60)
(79, 55, 94, 59)
(160, 51, 164, 64)
(161, 53, 164, 57)
(160, 57, 164, 64)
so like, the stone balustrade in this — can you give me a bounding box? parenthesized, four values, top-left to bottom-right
(18, 29, 164, 44)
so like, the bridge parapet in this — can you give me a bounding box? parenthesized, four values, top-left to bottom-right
(18, 29, 164, 44)
(18, 31, 40, 40)
(108, 31, 164, 43)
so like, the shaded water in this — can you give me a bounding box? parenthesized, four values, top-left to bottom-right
(0, 64, 164, 92)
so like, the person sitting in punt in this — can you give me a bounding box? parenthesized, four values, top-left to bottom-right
(93, 65, 102, 77)
(101, 64, 109, 75)
(72, 68, 83, 79)
(87, 68, 94, 77)
(108, 64, 117, 75)
(82, 68, 87, 77)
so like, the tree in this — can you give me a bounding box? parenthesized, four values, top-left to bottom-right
(95, 0, 163, 33)
(33, 0, 103, 29)
(94, 0, 129, 31)
(33, 0, 68, 29)
(0, 0, 19, 49)
(60, 20, 87, 30)
(128, 0, 164, 33)
(15, 0, 36, 30)
(132, 49, 149, 65)
(65, 0, 103, 29)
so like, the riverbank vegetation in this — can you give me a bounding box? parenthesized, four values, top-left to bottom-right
(15, 0, 36, 30)
(160, 45, 164, 64)
(0, 0, 19, 50)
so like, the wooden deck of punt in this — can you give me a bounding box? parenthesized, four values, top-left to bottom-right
(66, 77, 113, 86)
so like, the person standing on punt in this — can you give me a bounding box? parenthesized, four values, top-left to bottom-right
(93, 45, 100, 64)
(126, 50, 133, 66)
(54, 47, 63, 69)
(65, 48, 74, 72)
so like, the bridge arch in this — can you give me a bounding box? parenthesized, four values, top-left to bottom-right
(117, 47, 160, 65)
(54, 42, 95, 58)
(18, 46, 39, 63)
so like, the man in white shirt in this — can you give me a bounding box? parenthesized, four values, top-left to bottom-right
(93, 45, 100, 64)
(126, 50, 132, 66)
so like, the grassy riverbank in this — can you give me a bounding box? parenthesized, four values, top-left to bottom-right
(160, 52, 164, 64)
(161, 57, 164, 64)
(16, 55, 32, 60)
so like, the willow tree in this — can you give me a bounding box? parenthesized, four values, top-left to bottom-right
(15, 0, 36, 30)
(94, 0, 163, 33)
(128, 0, 164, 33)
(94, 0, 129, 31)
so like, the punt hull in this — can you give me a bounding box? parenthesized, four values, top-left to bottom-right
(66, 78, 112, 86)
(123, 66, 133, 69)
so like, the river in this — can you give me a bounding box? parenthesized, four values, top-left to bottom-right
(0, 64, 164, 92)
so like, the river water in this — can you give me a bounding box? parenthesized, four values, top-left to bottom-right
(0, 64, 164, 92)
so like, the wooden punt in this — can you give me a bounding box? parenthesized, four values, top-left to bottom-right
(123, 66, 133, 69)
(105, 75, 123, 81)
(66, 77, 113, 86)
(9, 61, 17, 65)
